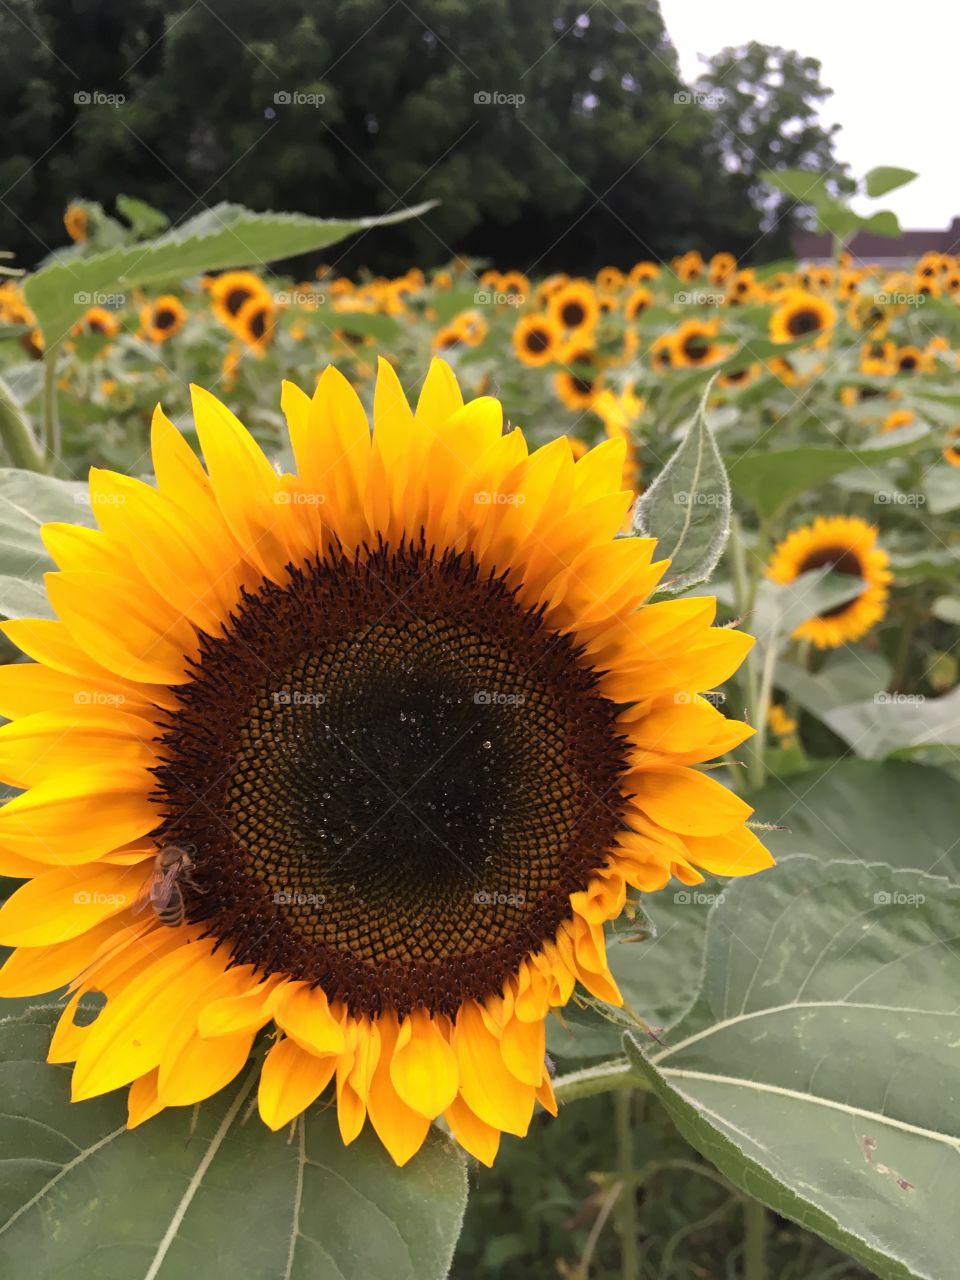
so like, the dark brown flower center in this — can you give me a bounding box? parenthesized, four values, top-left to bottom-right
(151, 539, 628, 1017)
(786, 307, 822, 337)
(797, 544, 864, 618)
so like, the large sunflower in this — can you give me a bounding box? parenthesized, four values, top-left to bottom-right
(0, 359, 768, 1167)
(769, 290, 836, 347)
(767, 515, 892, 648)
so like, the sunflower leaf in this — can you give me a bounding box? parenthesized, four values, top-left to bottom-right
(0, 1004, 468, 1280)
(23, 201, 437, 349)
(863, 167, 919, 199)
(632, 377, 730, 594)
(0, 468, 93, 620)
(625, 855, 960, 1280)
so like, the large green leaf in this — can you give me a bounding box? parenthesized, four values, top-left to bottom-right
(774, 648, 891, 721)
(759, 168, 831, 206)
(748, 759, 960, 878)
(628, 856, 960, 1280)
(0, 469, 91, 619)
(633, 380, 730, 594)
(0, 1005, 467, 1280)
(24, 201, 435, 347)
(728, 426, 930, 518)
(822, 688, 960, 760)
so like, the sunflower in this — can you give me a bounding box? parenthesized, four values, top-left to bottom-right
(860, 340, 896, 377)
(233, 295, 276, 354)
(596, 266, 625, 292)
(71, 306, 120, 339)
(708, 252, 736, 286)
(553, 347, 604, 409)
(767, 515, 892, 648)
(894, 345, 933, 375)
(671, 320, 725, 368)
(628, 261, 660, 284)
(0, 358, 766, 1167)
(624, 287, 654, 322)
(513, 313, 563, 367)
(64, 202, 88, 243)
(549, 281, 599, 335)
(141, 295, 187, 344)
(717, 362, 760, 390)
(769, 290, 836, 346)
(943, 427, 960, 467)
(650, 334, 675, 373)
(209, 270, 272, 330)
(882, 408, 915, 433)
(725, 269, 759, 305)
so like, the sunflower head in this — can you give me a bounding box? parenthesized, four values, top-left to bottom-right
(769, 290, 836, 347)
(141, 295, 187, 344)
(513, 313, 562, 367)
(0, 359, 767, 1167)
(549, 280, 599, 335)
(767, 515, 892, 648)
(209, 270, 271, 330)
(64, 202, 88, 243)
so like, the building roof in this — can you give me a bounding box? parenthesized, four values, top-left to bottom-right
(794, 217, 960, 263)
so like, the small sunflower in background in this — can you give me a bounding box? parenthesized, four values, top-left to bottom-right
(882, 408, 916, 434)
(64, 202, 88, 243)
(650, 333, 675, 372)
(624, 287, 654, 321)
(717, 362, 760, 391)
(549, 280, 599, 335)
(767, 515, 892, 649)
(232, 293, 276, 354)
(0, 358, 766, 1167)
(671, 319, 726, 368)
(767, 703, 798, 747)
(860, 340, 896, 376)
(894, 344, 933, 375)
(553, 345, 603, 409)
(208, 270, 272, 331)
(725, 269, 759, 305)
(512, 313, 562, 367)
(71, 306, 120, 340)
(769, 290, 836, 347)
(708, 252, 736, 285)
(140, 295, 187, 344)
(628, 261, 660, 284)
(943, 427, 960, 467)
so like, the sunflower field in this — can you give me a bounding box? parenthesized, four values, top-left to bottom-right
(0, 183, 958, 1280)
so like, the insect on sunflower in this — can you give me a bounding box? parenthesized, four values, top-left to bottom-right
(767, 515, 892, 649)
(0, 359, 769, 1167)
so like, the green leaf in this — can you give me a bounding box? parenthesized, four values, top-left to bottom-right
(821, 688, 960, 760)
(931, 596, 960, 625)
(633, 379, 730, 594)
(860, 209, 902, 238)
(0, 1006, 467, 1280)
(774, 647, 892, 722)
(0, 469, 91, 618)
(748, 759, 960, 878)
(115, 195, 170, 240)
(922, 466, 960, 515)
(864, 167, 919, 198)
(24, 201, 435, 347)
(752, 569, 866, 648)
(814, 197, 864, 242)
(627, 856, 960, 1280)
(728, 425, 930, 518)
(759, 168, 830, 205)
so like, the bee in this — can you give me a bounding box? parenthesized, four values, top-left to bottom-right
(133, 844, 198, 927)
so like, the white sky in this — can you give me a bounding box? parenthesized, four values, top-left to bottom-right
(658, 0, 957, 227)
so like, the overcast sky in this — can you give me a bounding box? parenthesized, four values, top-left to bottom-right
(658, 0, 955, 228)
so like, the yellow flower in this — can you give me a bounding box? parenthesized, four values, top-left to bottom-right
(548, 280, 599, 334)
(512, 313, 563, 367)
(64, 203, 88, 243)
(0, 359, 766, 1168)
(769, 290, 836, 347)
(767, 515, 892, 648)
(208, 271, 272, 330)
(140, 295, 186, 344)
(943, 427, 960, 467)
(553, 346, 604, 409)
(882, 408, 915, 434)
(767, 703, 798, 742)
(671, 320, 726, 368)
(233, 295, 276, 354)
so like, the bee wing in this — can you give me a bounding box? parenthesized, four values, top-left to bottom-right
(150, 863, 180, 909)
(131, 866, 160, 916)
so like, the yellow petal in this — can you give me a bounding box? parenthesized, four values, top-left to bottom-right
(0, 861, 146, 947)
(0, 918, 127, 997)
(415, 357, 463, 430)
(273, 983, 346, 1055)
(258, 1036, 337, 1130)
(628, 765, 753, 837)
(454, 1000, 536, 1136)
(389, 1009, 458, 1118)
(366, 1011, 431, 1166)
(0, 769, 155, 863)
(444, 1094, 501, 1167)
(0, 708, 157, 789)
(127, 1068, 165, 1128)
(499, 1013, 546, 1087)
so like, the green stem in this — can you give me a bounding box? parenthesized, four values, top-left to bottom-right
(743, 1198, 767, 1280)
(729, 516, 763, 787)
(42, 345, 61, 465)
(614, 1089, 639, 1280)
(0, 374, 47, 471)
(748, 629, 780, 790)
(552, 1059, 651, 1105)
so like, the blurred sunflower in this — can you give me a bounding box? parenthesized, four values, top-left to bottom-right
(628, 262, 660, 284)
(767, 515, 892, 648)
(0, 358, 766, 1167)
(882, 408, 915, 434)
(672, 319, 725, 368)
(141, 295, 186, 344)
(943, 427, 960, 467)
(549, 281, 599, 334)
(624, 287, 654, 321)
(72, 306, 120, 339)
(554, 346, 603, 409)
(64, 203, 88, 243)
(650, 334, 675, 372)
(708, 252, 736, 286)
(209, 270, 271, 330)
(769, 291, 836, 346)
(860, 340, 896, 376)
(894, 345, 933, 375)
(513, 313, 563, 367)
(233, 295, 276, 354)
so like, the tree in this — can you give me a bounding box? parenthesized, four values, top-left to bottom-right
(695, 42, 854, 258)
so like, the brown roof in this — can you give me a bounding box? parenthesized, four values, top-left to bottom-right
(794, 217, 960, 262)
